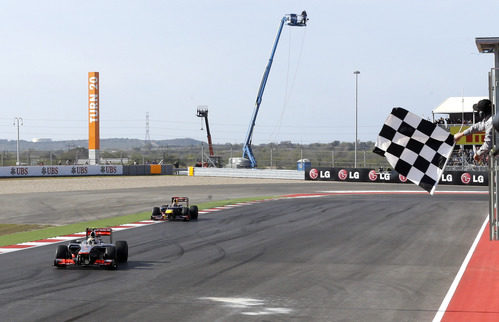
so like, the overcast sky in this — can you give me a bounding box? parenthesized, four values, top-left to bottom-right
(0, 0, 497, 145)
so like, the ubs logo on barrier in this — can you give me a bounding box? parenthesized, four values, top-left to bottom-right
(309, 168, 319, 180)
(71, 167, 88, 175)
(41, 167, 58, 175)
(100, 166, 117, 174)
(10, 167, 28, 176)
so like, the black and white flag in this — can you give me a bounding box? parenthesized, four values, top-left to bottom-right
(373, 107, 455, 194)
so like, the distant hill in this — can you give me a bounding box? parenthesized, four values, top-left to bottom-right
(0, 138, 203, 151)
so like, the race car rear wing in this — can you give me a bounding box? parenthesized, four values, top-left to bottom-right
(86, 227, 113, 242)
(171, 197, 189, 202)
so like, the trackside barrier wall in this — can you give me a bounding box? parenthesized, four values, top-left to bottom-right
(123, 165, 173, 176)
(0, 164, 486, 186)
(0, 164, 174, 178)
(1, 165, 123, 177)
(304, 167, 488, 186)
(191, 167, 304, 180)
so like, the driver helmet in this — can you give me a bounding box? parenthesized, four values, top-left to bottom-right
(88, 230, 96, 243)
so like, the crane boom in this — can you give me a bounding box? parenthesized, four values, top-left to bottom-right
(242, 11, 308, 168)
(196, 108, 214, 156)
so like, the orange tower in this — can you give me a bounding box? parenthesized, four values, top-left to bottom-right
(88, 72, 100, 164)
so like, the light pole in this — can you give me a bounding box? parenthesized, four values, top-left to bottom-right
(353, 71, 360, 168)
(270, 146, 273, 169)
(13, 117, 23, 165)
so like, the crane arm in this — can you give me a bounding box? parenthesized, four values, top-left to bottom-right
(203, 114, 214, 156)
(196, 108, 214, 157)
(242, 12, 308, 168)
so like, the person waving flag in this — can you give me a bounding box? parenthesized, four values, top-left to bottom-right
(373, 107, 455, 194)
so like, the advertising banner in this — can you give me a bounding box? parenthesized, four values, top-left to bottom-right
(88, 72, 100, 150)
(88, 72, 100, 165)
(0, 165, 123, 177)
(449, 125, 484, 145)
(305, 167, 488, 186)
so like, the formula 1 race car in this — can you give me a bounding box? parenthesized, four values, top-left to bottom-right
(53, 228, 128, 270)
(151, 196, 199, 221)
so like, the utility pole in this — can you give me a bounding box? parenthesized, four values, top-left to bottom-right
(354, 71, 360, 168)
(13, 117, 23, 165)
(145, 112, 151, 146)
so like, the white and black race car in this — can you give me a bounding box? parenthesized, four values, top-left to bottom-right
(54, 228, 128, 270)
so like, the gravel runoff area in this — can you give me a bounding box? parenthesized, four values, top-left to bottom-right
(0, 176, 305, 195)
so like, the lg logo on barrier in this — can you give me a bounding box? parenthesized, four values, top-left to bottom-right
(368, 170, 377, 181)
(441, 174, 453, 182)
(309, 168, 319, 180)
(339, 169, 359, 181)
(309, 168, 331, 180)
(461, 172, 484, 184)
(338, 169, 348, 180)
(368, 170, 390, 182)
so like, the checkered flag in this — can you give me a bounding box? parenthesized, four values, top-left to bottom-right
(373, 107, 455, 194)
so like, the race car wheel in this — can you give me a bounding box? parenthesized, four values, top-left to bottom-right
(190, 206, 198, 220)
(116, 241, 128, 263)
(151, 207, 160, 219)
(54, 245, 70, 267)
(182, 207, 189, 217)
(55, 245, 70, 259)
(105, 246, 116, 260)
(168, 213, 175, 221)
(105, 246, 117, 270)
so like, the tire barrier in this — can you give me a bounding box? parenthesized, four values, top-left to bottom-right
(305, 167, 488, 186)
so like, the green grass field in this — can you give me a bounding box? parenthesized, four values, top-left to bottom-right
(0, 196, 274, 247)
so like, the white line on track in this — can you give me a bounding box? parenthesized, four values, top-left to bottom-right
(318, 190, 487, 194)
(432, 215, 489, 322)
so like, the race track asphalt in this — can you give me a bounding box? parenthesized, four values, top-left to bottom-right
(0, 179, 486, 225)
(0, 181, 488, 321)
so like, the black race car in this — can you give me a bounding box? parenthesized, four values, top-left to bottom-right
(151, 196, 199, 221)
(54, 228, 128, 269)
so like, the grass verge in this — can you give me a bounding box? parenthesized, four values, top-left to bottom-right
(0, 196, 275, 247)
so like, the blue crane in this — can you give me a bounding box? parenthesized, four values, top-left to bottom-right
(242, 11, 308, 168)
